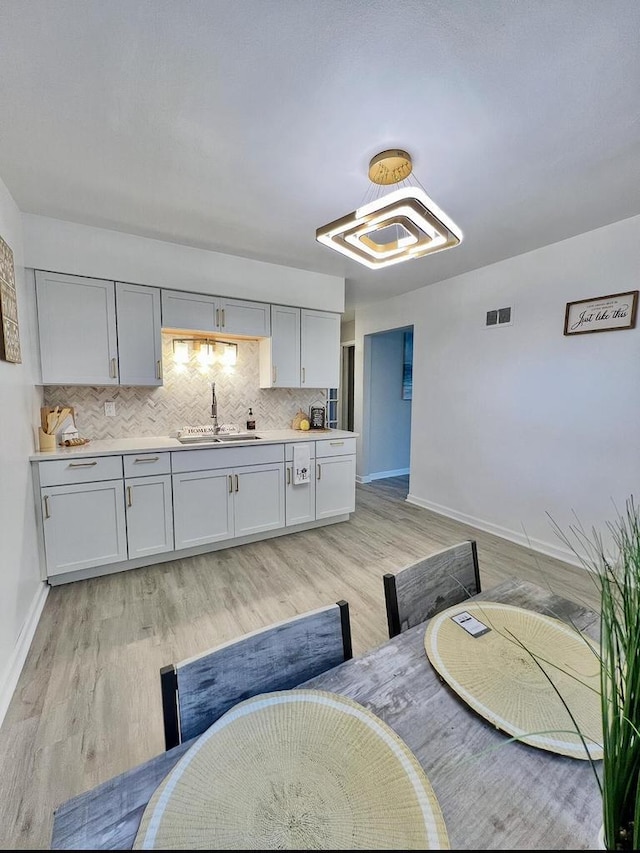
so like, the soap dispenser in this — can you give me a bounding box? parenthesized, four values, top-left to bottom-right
(246, 407, 256, 431)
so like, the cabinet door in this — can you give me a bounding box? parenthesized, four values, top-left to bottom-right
(116, 282, 163, 386)
(35, 271, 118, 385)
(285, 463, 316, 526)
(301, 309, 341, 389)
(220, 298, 271, 337)
(315, 455, 356, 519)
(172, 469, 234, 549)
(125, 475, 174, 559)
(41, 481, 127, 576)
(233, 463, 285, 536)
(161, 290, 218, 333)
(259, 304, 301, 388)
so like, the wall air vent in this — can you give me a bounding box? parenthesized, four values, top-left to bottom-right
(485, 307, 512, 328)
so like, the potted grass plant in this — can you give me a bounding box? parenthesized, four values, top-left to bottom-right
(551, 495, 640, 851)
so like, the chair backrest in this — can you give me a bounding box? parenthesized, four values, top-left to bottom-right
(160, 600, 352, 749)
(383, 540, 481, 638)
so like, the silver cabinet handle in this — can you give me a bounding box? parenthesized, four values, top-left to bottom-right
(68, 461, 98, 468)
(287, 467, 291, 485)
(127, 486, 133, 507)
(234, 473, 239, 492)
(43, 495, 50, 519)
(216, 307, 220, 327)
(156, 360, 162, 380)
(221, 308, 225, 328)
(134, 456, 159, 463)
(302, 367, 306, 384)
(329, 441, 344, 446)
(110, 357, 118, 379)
(273, 365, 277, 384)
(228, 474, 233, 494)
(317, 463, 321, 480)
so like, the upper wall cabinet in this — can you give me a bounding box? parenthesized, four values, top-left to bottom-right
(161, 290, 270, 338)
(259, 306, 340, 389)
(35, 271, 162, 386)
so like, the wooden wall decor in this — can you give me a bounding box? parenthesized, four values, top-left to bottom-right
(0, 234, 21, 363)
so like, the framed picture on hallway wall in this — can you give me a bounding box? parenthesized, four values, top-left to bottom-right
(402, 330, 413, 400)
(0, 233, 21, 364)
(564, 290, 638, 336)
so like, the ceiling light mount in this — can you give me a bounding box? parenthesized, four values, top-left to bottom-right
(317, 148, 462, 270)
(368, 149, 413, 186)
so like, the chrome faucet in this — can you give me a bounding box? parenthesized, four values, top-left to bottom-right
(211, 382, 220, 433)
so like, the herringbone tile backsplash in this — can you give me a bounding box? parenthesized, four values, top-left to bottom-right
(43, 336, 327, 440)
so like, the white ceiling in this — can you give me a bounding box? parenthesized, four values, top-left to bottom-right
(1, 1, 639, 321)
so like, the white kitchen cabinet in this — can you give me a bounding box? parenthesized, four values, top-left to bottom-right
(285, 442, 316, 526)
(116, 282, 163, 386)
(125, 474, 174, 559)
(161, 289, 270, 338)
(40, 480, 127, 576)
(35, 271, 119, 385)
(173, 461, 285, 549)
(301, 309, 341, 389)
(233, 462, 285, 536)
(260, 306, 340, 389)
(35, 271, 162, 386)
(173, 468, 234, 549)
(315, 438, 356, 519)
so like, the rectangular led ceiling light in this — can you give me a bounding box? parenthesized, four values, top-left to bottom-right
(316, 150, 463, 270)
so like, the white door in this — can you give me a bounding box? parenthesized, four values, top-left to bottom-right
(285, 463, 316, 526)
(315, 455, 356, 519)
(116, 282, 163, 386)
(261, 304, 301, 388)
(301, 309, 341, 388)
(172, 469, 234, 548)
(218, 298, 270, 337)
(160, 290, 218, 333)
(41, 481, 127, 576)
(233, 463, 285, 536)
(125, 475, 174, 559)
(35, 271, 118, 385)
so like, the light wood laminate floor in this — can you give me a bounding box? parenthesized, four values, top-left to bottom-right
(0, 477, 601, 849)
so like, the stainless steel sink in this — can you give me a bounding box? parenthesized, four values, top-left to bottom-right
(176, 433, 261, 444)
(215, 433, 262, 442)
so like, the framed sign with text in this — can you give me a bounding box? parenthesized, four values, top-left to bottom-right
(564, 290, 638, 336)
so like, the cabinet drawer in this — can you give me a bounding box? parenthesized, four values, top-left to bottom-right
(39, 455, 123, 486)
(123, 452, 171, 478)
(315, 437, 356, 458)
(285, 441, 316, 461)
(171, 443, 284, 474)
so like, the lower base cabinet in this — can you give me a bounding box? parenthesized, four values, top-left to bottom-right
(41, 480, 128, 576)
(125, 474, 174, 559)
(315, 454, 356, 519)
(173, 462, 285, 550)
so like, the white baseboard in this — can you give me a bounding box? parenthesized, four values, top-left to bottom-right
(357, 468, 409, 484)
(405, 493, 586, 569)
(368, 468, 410, 481)
(0, 581, 49, 728)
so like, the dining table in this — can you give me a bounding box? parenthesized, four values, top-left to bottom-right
(51, 577, 603, 850)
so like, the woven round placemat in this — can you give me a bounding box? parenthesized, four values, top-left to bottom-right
(424, 602, 602, 759)
(134, 689, 450, 850)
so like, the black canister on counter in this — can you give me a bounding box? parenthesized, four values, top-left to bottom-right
(246, 408, 256, 430)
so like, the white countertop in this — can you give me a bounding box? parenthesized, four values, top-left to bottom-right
(29, 429, 359, 461)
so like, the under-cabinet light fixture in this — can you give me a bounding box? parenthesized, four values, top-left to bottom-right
(316, 149, 462, 269)
(172, 337, 237, 367)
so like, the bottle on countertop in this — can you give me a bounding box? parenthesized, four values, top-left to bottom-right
(246, 407, 256, 430)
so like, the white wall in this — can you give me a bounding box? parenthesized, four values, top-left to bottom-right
(355, 214, 640, 565)
(22, 214, 345, 313)
(363, 329, 412, 480)
(0, 180, 47, 725)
